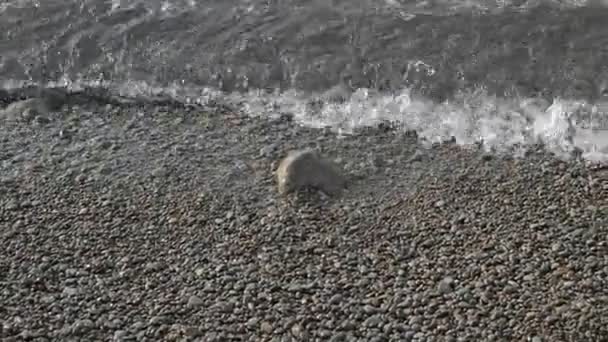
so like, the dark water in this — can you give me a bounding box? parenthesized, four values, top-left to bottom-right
(1, 0, 607, 161)
(1, 0, 606, 96)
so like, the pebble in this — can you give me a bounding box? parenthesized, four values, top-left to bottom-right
(107, 318, 123, 329)
(329, 294, 343, 305)
(6, 200, 19, 210)
(148, 316, 167, 325)
(259, 144, 277, 157)
(62, 287, 79, 296)
(194, 267, 206, 277)
(289, 323, 304, 339)
(113, 330, 128, 341)
(183, 326, 202, 337)
(438, 277, 455, 293)
(246, 317, 260, 329)
(187, 295, 204, 308)
(131, 322, 145, 331)
(363, 315, 383, 328)
(329, 332, 348, 342)
(260, 321, 273, 334)
(145, 262, 163, 272)
(71, 319, 94, 335)
(363, 304, 379, 314)
(213, 300, 234, 313)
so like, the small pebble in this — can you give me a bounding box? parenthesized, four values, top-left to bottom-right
(113, 330, 128, 341)
(438, 277, 454, 293)
(71, 319, 94, 335)
(62, 287, 79, 296)
(260, 321, 273, 334)
(187, 295, 204, 308)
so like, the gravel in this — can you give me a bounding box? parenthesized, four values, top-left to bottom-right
(0, 95, 606, 341)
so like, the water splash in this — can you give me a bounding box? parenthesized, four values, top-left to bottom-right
(1, 75, 606, 164)
(232, 84, 608, 163)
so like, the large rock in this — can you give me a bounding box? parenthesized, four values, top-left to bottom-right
(0, 88, 67, 122)
(1, 98, 44, 122)
(0, 97, 59, 123)
(276, 149, 346, 196)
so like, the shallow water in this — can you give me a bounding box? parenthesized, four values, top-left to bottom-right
(1, 0, 607, 161)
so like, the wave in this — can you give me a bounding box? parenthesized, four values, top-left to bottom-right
(2, 78, 607, 164)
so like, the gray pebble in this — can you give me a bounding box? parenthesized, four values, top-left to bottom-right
(131, 322, 145, 331)
(404, 331, 415, 339)
(183, 326, 202, 337)
(62, 286, 79, 296)
(246, 317, 259, 329)
(6, 200, 19, 210)
(149, 316, 167, 325)
(194, 267, 206, 277)
(363, 315, 383, 328)
(145, 262, 163, 271)
(213, 300, 234, 313)
(438, 277, 454, 293)
(329, 294, 343, 305)
(260, 321, 273, 334)
(259, 144, 277, 158)
(290, 323, 305, 339)
(107, 318, 123, 329)
(329, 332, 348, 342)
(113, 330, 128, 341)
(71, 319, 94, 335)
(187, 295, 204, 308)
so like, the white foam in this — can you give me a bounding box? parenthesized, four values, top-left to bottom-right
(2, 78, 606, 164)
(231, 86, 608, 163)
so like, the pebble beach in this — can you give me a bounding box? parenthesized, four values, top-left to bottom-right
(1, 97, 606, 341)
